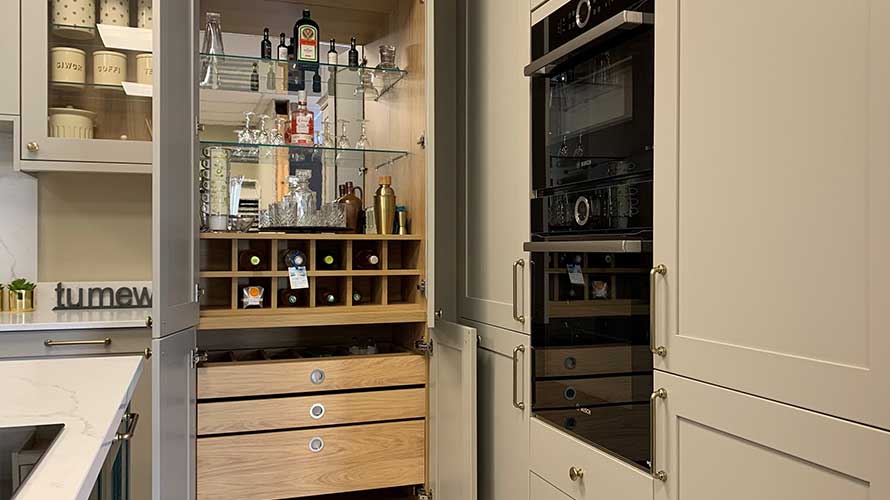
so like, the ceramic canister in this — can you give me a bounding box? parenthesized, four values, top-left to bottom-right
(50, 47, 86, 84)
(137, 0, 153, 28)
(136, 54, 153, 84)
(49, 107, 96, 139)
(51, 0, 96, 39)
(93, 51, 127, 86)
(99, 0, 130, 26)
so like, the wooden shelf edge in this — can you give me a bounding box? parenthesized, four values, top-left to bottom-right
(200, 269, 423, 278)
(198, 304, 427, 330)
(200, 232, 423, 241)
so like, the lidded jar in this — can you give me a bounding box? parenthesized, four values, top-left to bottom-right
(285, 170, 317, 226)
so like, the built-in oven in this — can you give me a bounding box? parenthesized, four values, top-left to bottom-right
(524, 0, 657, 476)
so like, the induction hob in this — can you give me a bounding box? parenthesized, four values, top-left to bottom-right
(0, 424, 64, 499)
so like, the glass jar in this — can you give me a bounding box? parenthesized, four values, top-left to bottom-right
(206, 146, 230, 231)
(285, 170, 318, 226)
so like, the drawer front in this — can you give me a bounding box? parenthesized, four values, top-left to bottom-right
(535, 345, 652, 378)
(530, 418, 653, 500)
(198, 387, 427, 435)
(197, 353, 427, 399)
(0, 328, 150, 359)
(197, 419, 426, 499)
(531, 471, 574, 500)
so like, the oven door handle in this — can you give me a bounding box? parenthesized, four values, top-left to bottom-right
(523, 240, 648, 253)
(524, 10, 653, 77)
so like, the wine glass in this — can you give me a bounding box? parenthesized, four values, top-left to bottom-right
(355, 119, 371, 149)
(235, 112, 256, 144)
(321, 118, 336, 148)
(337, 119, 352, 149)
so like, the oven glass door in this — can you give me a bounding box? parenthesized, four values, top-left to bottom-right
(531, 27, 653, 194)
(531, 247, 653, 471)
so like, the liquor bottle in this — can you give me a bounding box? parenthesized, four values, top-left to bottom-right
(260, 28, 272, 59)
(318, 250, 339, 269)
(281, 249, 308, 269)
(277, 33, 289, 61)
(352, 291, 363, 304)
(287, 37, 298, 92)
(354, 249, 380, 269)
(348, 37, 359, 69)
(327, 38, 338, 96)
(318, 288, 338, 306)
(266, 63, 276, 90)
(293, 9, 319, 67)
(279, 288, 302, 307)
(239, 249, 265, 270)
(250, 62, 259, 91)
(290, 90, 314, 146)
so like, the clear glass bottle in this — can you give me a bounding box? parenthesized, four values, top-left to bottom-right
(200, 12, 225, 89)
(285, 170, 317, 226)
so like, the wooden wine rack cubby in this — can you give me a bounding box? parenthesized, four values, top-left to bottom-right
(199, 233, 426, 330)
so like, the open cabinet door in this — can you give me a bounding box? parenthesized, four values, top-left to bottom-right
(429, 320, 478, 500)
(151, 0, 199, 339)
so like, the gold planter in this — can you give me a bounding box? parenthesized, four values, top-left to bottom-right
(7, 290, 34, 312)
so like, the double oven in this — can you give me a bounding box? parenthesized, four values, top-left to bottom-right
(524, 0, 656, 473)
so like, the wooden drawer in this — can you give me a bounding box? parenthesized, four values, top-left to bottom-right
(0, 327, 150, 359)
(535, 345, 651, 378)
(198, 387, 426, 435)
(197, 420, 426, 499)
(197, 352, 427, 399)
(530, 471, 574, 500)
(529, 418, 652, 500)
(534, 375, 652, 409)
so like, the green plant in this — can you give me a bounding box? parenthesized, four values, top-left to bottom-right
(8, 279, 36, 292)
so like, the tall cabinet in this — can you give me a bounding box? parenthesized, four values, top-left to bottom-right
(652, 0, 890, 497)
(149, 0, 477, 499)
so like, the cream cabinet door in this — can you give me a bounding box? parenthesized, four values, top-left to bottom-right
(1, 0, 18, 115)
(530, 472, 573, 500)
(461, 0, 531, 334)
(653, 0, 890, 429)
(475, 321, 529, 500)
(653, 371, 890, 500)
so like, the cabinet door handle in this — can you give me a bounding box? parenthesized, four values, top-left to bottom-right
(512, 259, 525, 324)
(44, 337, 112, 347)
(114, 412, 140, 442)
(650, 265, 667, 357)
(512, 344, 526, 410)
(650, 388, 667, 482)
(26, 142, 39, 153)
(568, 466, 584, 481)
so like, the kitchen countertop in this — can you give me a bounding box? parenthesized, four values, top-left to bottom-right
(0, 308, 151, 332)
(0, 356, 144, 500)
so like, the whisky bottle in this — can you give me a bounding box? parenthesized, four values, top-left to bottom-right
(327, 38, 338, 96)
(348, 37, 359, 69)
(260, 28, 272, 59)
(250, 62, 259, 91)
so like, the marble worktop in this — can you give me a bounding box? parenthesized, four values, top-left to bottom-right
(0, 356, 144, 500)
(0, 308, 151, 332)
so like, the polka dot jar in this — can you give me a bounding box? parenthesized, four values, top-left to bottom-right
(137, 0, 152, 29)
(51, 0, 96, 40)
(99, 0, 130, 26)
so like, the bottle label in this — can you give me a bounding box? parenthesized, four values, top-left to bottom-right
(288, 266, 309, 289)
(293, 114, 314, 146)
(298, 26, 319, 62)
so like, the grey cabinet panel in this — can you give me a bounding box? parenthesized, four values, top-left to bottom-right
(1, 0, 19, 115)
(151, 328, 196, 500)
(152, 0, 199, 338)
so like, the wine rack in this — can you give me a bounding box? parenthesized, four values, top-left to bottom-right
(199, 233, 425, 330)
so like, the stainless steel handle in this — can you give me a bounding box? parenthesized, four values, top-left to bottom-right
(45, 337, 112, 347)
(650, 265, 667, 357)
(525, 10, 654, 76)
(26, 142, 39, 153)
(523, 240, 647, 253)
(114, 412, 140, 442)
(568, 466, 584, 481)
(512, 345, 526, 410)
(650, 388, 667, 482)
(512, 259, 525, 324)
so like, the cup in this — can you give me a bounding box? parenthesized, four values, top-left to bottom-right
(93, 51, 127, 86)
(136, 54, 153, 84)
(50, 47, 86, 84)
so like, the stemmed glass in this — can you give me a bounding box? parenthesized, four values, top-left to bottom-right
(235, 112, 256, 144)
(321, 118, 336, 148)
(354, 66, 379, 98)
(271, 117, 288, 145)
(337, 119, 352, 149)
(355, 119, 371, 149)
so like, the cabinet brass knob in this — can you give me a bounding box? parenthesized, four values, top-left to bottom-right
(569, 466, 584, 481)
(26, 142, 39, 153)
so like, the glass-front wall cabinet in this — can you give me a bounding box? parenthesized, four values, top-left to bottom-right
(20, 0, 153, 166)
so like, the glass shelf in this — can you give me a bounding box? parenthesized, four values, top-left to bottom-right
(200, 140, 409, 170)
(50, 81, 150, 97)
(199, 53, 407, 102)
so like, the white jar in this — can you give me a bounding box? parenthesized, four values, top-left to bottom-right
(49, 107, 96, 139)
(136, 54, 153, 84)
(93, 51, 127, 86)
(99, 0, 130, 26)
(137, 0, 153, 29)
(51, 0, 96, 39)
(50, 47, 86, 84)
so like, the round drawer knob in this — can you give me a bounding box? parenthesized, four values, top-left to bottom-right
(569, 466, 584, 482)
(308, 436, 324, 453)
(309, 368, 325, 385)
(309, 403, 326, 420)
(26, 142, 39, 153)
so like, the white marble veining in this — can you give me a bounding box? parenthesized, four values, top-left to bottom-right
(0, 308, 151, 332)
(0, 123, 38, 286)
(0, 356, 144, 500)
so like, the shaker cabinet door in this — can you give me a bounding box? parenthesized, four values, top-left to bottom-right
(460, 0, 531, 334)
(653, 0, 890, 429)
(152, 0, 200, 338)
(653, 372, 890, 500)
(1, 0, 18, 115)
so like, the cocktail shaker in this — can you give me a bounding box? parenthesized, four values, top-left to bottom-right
(373, 176, 396, 235)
